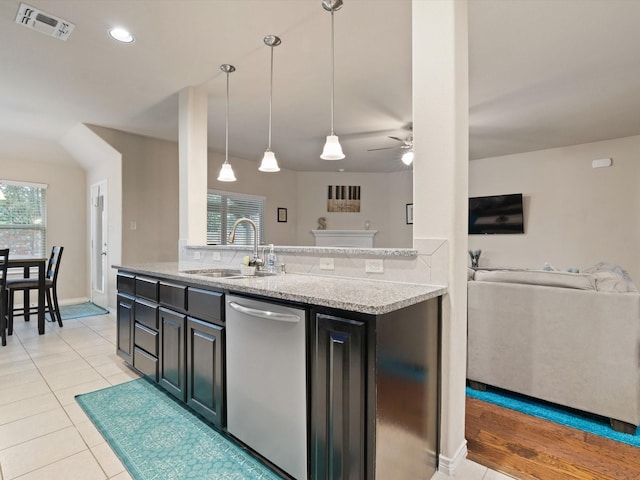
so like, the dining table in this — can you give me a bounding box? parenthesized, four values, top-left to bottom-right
(8, 257, 47, 335)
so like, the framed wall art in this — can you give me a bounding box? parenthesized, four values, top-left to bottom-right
(277, 207, 287, 223)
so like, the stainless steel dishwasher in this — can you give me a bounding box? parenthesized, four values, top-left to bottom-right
(225, 294, 307, 480)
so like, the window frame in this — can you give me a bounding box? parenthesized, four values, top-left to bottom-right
(0, 180, 48, 258)
(207, 190, 265, 246)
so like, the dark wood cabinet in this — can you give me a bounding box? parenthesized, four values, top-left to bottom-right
(159, 306, 186, 401)
(312, 313, 367, 480)
(186, 317, 225, 427)
(116, 271, 226, 427)
(116, 293, 134, 362)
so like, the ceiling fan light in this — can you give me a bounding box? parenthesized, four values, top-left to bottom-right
(401, 150, 414, 165)
(321, 134, 345, 160)
(217, 163, 237, 182)
(259, 150, 280, 172)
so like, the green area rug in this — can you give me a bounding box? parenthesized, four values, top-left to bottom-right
(46, 301, 108, 321)
(76, 378, 284, 480)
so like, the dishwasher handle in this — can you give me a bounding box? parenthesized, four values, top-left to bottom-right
(228, 301, 301, 323)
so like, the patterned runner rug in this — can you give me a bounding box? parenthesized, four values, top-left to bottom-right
(76, 378, 284, 480)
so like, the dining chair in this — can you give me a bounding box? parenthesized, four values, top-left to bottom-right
(0, 248, 9, 346)
(6, 246, 64, 335)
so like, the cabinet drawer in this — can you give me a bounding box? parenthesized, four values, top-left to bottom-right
(117, 273, 135, 295)
(134, 299, 158, 330)
(187, 287, 223, 324)
(135, 277, 158, 302)
(133, 347, 158, 381)
(135, 322, 158, 356)
(160, 282, 187, 311)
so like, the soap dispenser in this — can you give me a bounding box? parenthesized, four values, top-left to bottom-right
(267, 244, 277, 273)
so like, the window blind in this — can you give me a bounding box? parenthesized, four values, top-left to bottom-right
(207, 191, 264, 246)
(0, 181, 48, 257)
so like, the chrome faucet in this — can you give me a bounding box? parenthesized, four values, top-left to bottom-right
(229, 218, 264, 269)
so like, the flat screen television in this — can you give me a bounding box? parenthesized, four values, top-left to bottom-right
(469, 193, 524, 234)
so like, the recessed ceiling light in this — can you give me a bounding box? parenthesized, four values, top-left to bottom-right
(108, 27, 135, 43)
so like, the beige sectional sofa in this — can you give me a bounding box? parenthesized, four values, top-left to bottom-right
(467, 264, 640, 433)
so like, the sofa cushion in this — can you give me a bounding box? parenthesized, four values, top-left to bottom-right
(473, 269, 597, 290)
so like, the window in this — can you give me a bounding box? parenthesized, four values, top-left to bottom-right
(0, 180, 48, 257)
(207, 190, 264, 245)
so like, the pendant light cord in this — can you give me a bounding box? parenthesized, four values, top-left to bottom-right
(225, 71, 230, 164)
(268, 45, 274, 150)
(330, 9, 335, 135)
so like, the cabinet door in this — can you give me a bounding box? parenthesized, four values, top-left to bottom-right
(186, 317, 225, 427)
(159, 307, 186, 401)
(312, 313, 366, 480)
(116, 293, 135, 362)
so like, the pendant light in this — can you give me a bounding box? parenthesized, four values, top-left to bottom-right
(320, 0, 345, 160)
(259, 35, 282, 172)
(217, 64, 237, 182)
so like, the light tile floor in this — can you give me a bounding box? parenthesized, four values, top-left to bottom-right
(0, 311, 515, 480)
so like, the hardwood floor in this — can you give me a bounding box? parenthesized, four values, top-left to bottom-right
(466, 397, 640, 480)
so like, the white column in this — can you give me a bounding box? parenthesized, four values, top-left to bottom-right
(178, 86, 208, 251)
(412, 0, 469, 473)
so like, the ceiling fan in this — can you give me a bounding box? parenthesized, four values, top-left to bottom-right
(367, 134, 413, 152)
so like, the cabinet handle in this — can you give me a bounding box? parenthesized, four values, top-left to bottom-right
(228, 301, 300, 323)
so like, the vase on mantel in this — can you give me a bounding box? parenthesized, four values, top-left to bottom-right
(469, 249, 482, 268)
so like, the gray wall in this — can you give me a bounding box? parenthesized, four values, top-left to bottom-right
(0, 143, 87, 301)
(469, 134, 640, 282)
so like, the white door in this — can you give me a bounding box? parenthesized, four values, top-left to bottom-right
(90, 181, 108, 308)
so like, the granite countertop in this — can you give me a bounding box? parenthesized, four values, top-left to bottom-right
(114, 262, 446, 315)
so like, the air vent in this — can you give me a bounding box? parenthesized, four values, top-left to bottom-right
(15, 3, 75, 41)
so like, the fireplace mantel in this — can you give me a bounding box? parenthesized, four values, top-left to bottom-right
(311, 230, 377, 248)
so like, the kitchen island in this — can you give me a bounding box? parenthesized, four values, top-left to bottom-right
(114, 262, 445, 480)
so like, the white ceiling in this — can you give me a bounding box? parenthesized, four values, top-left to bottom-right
(1, 0, 639, 173)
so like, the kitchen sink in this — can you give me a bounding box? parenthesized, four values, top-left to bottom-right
(182, 268, 276, 278)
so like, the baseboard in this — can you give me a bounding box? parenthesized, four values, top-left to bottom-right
(17, 297, 91, 309)
(438, 440, 468, 476)
(58, 297, 91, 307)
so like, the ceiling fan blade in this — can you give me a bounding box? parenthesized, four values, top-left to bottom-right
(367, 146, 396, 152)
(388, 136, 404, 142)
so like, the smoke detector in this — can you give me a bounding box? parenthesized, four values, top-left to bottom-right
(15, 3, 75, 41)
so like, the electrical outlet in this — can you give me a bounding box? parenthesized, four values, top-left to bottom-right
(129, 221, 137, 230)
(365, 259, 384, 273)
(319, 258, 335, 270)
(194, 251, 201, 260)
(212, 251, 221, 261)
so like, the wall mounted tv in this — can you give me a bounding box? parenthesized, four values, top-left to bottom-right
(469, 193, 524, 234)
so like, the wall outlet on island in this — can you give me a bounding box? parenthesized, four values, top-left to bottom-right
(194, 251, 201, 260)
(365, 259, 384, 273)
(319, 258, 334, 270)
(212, 251, 221, 261)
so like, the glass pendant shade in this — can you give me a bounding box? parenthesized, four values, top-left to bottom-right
(321, 135, 345, 160)
(401, 150, 414, 165)
(217, 162, 237, 182)
(259, 150, 280, 172)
